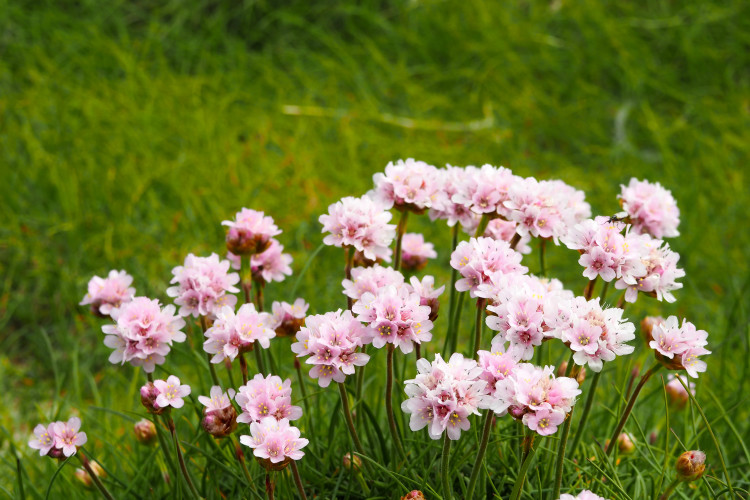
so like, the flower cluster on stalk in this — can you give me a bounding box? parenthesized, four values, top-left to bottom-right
(319, 195, 396, 262)
(29, 417, 87, 458)
(235, 374, 303, 423)
(618, 177, 680, 239)
(166, 253, 239, 318)
(80, 270, 135, 317)
(647, 316, 710, 378)
(450, 237, 527, 297)
(203, 304, 276, 363)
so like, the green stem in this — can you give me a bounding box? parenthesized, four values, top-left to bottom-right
(552, 411, 574, 499)
(584, 277, 598, 301)
(200, 316, 220, 386)
(442, 225, 460, 357)
(605, 364, 662, 457)
(599, 281, 610, 302)
(265, 471, 275, 500)
(393, 210, 409, 271)
(290, 461, 308, 500)
(466, 411, 493, 499)
(448, 292, 466, 355)
(151, 414, 176, 475)
(471, 298, 486, 359)
(337, 382, 366, 458)
(294, 358, 311, 418)
(167, 415, 202, 499)
(254, 281, 265, 312)
(254, 342, 266, 375)
(539, 239, 547, 277)
(345, 246, 353, 311)
(570, 371, 601, 453)
(509, 435, 537, 500)
(78, 455, 115, 500)
(474, 214, 490, 237)
(659, 478, 680, 500)
(239, 353, 249, 385)
(232, 436, 255, 492)
(441, 434, 453, 500)
(386, 345, 406, 460)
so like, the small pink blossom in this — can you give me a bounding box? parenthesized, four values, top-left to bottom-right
(235, 374, 303, 423)
(619, 178, 680, 238)
(648, 317, 709, 378)
(428, 165, 482, 229)
(199, 386, 238, 438)
(450, 237, 527, 298)
(166, 253, 239, 318)
(450, 164, 520, 216)
(28, 423, 57, 457)
(80, 270, 135, 317)
(559, 491, 609, 500)
(250, 239, 293, 284)
(523, 408, 565, 436)
(198, 385, 236, 412)
(400, 233, 437, 271)
(153, 375, 191, 409)
(222, 208, 281, 255)
(342, 265, 404, 301)
(408, 275, 445, 321)
(271, 298, 308, 338)
(483, 219, 532, 254)
(319, 195, 396, 262)
(203, 304, 277, 363)
(240, 417, 308, 464)
(371, 158, 440, 211)
(52, 417, 88, 457)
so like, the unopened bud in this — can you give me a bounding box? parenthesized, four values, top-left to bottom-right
(226, 227, 272, 256)
(134, 419, 157, 445)
(420, 296, 440, 322)
(140, 382, 166, 415)
(676, 450, 706, 482)
(508, 405, 526, 420)
(343, 452, 363, 473)
(275, 317, 305, 338)
(665, 376, 691, 410)
(557, 361, 569, 378)
(617, 433, 635, 454)
(401, 490, 426, 500)
(74, 468, 92, 488)
(575, 366, 586, 385)
(201, 406, 238, 438)
(352, 250, 379, 268)
(641, 316, 665, 343)
(256, 456, 292, 471)
(649, 431, 658, 445)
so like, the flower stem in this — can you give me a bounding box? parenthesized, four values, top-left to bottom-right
(599, 281, 610, 302)
(265, 471, 275, 500)
(241, 256, 252, 305)
(442, 225, 460, 357)
(552, 411, 574, 499)
(166, 415, 202, 499)
(254, 281, 265, 312)
(474, 214, 490, 237)
(465, 410, 493, 499)
(337, 382, 366, 458)
(510, 233, 521, 250)
(509, 434, 537, 500)
(78, 454, 115, 500)
(393, 210, 410, 271)
(658, 478, 680, 500)
(570, 371, 601, 454)
(605, 364, 662, 456)
(386, 345, 407, 460)
(471, 298, 486, 359)
(294, 358, 311, 417)
(448, 292, 465, 355)
(344, 246, 353, 311)
(232, 436, 255, 492)
(239, 352, 249, 385)
(441, 434, 453, 500)
(254, 342, 266, 375)
(290, 461, 308, 500)
(539, 239, 547, 277)
(584, 277, 598, 301)
(201, 316, 220, 386)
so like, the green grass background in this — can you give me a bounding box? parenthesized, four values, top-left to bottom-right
(1, 0, 748, 498)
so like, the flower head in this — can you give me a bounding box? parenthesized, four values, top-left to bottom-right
(203, 304, 277, 363)
(199, 386, 238, 438)
(153, 375, 191, 409)
(222, 208, 281, 255)
(619, 178, 680, 238)
(450, 237, 527, 298)
(400, 233, 437, 271)
(239, 417, 308, 469)
(319, 195, 396, 262)
(271, 298, 308, 338)
(236, 374, 303, 423)
(80, 270, 135, 317)
(675, 450, 706, 482)
(134, 419, 157, 445)
(408, 275, 445, 322)
(559, 491, 609, 500)
(648, 317, 710, 377)
(166, 253, 239, 318)
(371, 158, 440, 212)
(52, 417, 88, 457)
(342, 265, 405, 302)
(250, 239, 293, 285)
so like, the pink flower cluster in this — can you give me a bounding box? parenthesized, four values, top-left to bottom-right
(559, 491, 609, 500)
(249, 239, 293, 284)
(401, 353, 490, 440)
(400, 233, 437, 271)
(236, 374, 303, 423)
(648, 316, 710, 378)
(450, 237, 527, 297)
(408, 275, 445, 321)
(240, 417, 308, 465)
(140, 375, 192, 413)
(199, 386, 238, 437)
(342, 264, 404, 301)
(619, 178, 680, 238)
(222, 208, 281, 255)
(451, 164, 518, 217)
(102, 297, 186, 373)
(80, 270, 135, 317)
(29, 417, 87, 458)
(564, 217, 684, 303)
(353, 284, 434, 353)
(371, 158, 440, 211)
(166, 253, 239, 318)
(476, 341, 521, 408)
(491, 364, 580, 435)
(428, 165, 481, 230)
(203, 304, 276, 363)
(484, 219, 532, 254)
(271, 298, 309, 338)
(319, 195, 396, 262)
(291, 310, 371, 387)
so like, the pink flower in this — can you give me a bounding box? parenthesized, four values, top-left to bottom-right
(199, 386, 238, 438)
(342, 265, 404, 301)
(450, 237, 527, 298)
(203, 304, 277, 363)
(353, 284, 433, 354)
(371, 158, 440, 211)
(483, 219, 532, 254)
(102, 297, 186, 373)
(52, 417, 88, 457)
(451, 164, 520, 216)
(319, 195, 396, 262)
(153, 375, 191, 409)
(80, 270, 135, 317)
(29, 423, 57, 457)
(166, 253, 239, 318)
(235, 374, 303, 423)
(222, 208, 281, 255)
(559, 490, 609, 500)
(240, 417, 308, 464)
(198, 385, 236, 412)
(250, 239, 293, 284)
(619, 178, 680, 238)
(408, 275, 445, 321)
(477, 342, 520, 407)
(271, 298, 309, 338)
(648, 317, 709, 378)
(401, 353, 490, 440)
(400, 233, 437, 271)
(429, 166, 482, 229)
(291, 310, 370, 387)
(523, 408, 565, 436)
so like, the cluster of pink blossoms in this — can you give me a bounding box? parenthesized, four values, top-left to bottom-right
(222, 208, 281, 255)
(619, 178, 680, 239)
(648, 316, 710, 378)
(564, 217, 684, 303)
(428, 165, 481, 229)
(400, 233, 437, 271)
(249, 240, 293, 284)
(342, 264, 404, 301)
(450, 237, 527, 298)
(353, 284, 434, 354)
(236, 374, 303, 423)
(80, 270, 135, 317)
(291, 310, 370, 387)
(102, 297, 186, 373)
(451, 164, 518, 217)
(271, 298, 308, 338)
(319, 195, 396, 262)
(476, 341, 520, 408)
(29, 417, 87, 458)
(370, 158, 440, 212)
(198, 386, 238, 438)
(491, 364, 580, 435)
(166, 253, 239, 318)
(401, 353, 490, 440)
(483, 218, 532, 254)
(408, 275, 445, 321)
(559, 491, 609, 500)
(140, 375, 192, 413)
(203, 304, 276, 363)
(240, 417, 308, 466)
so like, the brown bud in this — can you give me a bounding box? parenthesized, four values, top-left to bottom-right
(275, 317, 306, 338)
(342, 452, 363, 473)
(256, 456, 292, 471)
(676, 450, 706, 482)
(649, 431, 658, 445)
(134, 419, 157, 445)
(641, 316, 665, 343)
(201, 406, 238, 438)
(352, 250, 380, 268)
(420, 296, 440, 322)
(557, 361, 569, 378)
(140, 382, 167, 415)
(617, 433, 635, 454)
(226, 228, 272, 256)
(74, 469, 93, 489)
(401, 254, 428, 272)
(401, 490, 426, 500)
(575, 366, 586, 385)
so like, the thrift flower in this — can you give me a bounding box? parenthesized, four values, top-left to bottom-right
(29, 423, 57, 457)
(559, 491, 609, 500)
(80, 270, 135, 317)
(134, 419, 157, 445)
(648, 316, 710, 378)
(319, 195, 396, 262)
(250, 239, 293, 284)
(53, 417, 88, 457)
(166, 253, 239, 318)
(203, 304, 277, 363)
(342, 265, 404, 302)
(199, 386, 238, 438)
(400, 233, 437, 271)
(665, 374, 693, 410)
(271, 298, 308, 338)
(240, 417, 308, 469)
(428, 165, 482, 229)
(450, 237, 527, 298)
(371, 158, 440, 212)
(222, 208, 281, 255)
(408, 275, 445, 322)
(235, 374, 303, 423)
(675, 450, 706, 482)
(619, 178, 680, 238)
(153, 375, 191, 409)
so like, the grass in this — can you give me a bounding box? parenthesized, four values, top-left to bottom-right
(1, 0, 749, 498)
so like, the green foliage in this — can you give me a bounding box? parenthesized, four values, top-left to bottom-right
(1, 0, 748, 498)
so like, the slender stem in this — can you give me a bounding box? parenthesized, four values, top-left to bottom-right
(583, 277, 598, 301)
(552, 411, 574, 499)
(624, 365, 640, 400)
(344, 247, 353, 311)
(151, 414, 175, 473)
(509, 233, 521, 250)
(200, 316, 220, 386)
(241, 256, 252, 305)
(509, 434, 537, 500)
(265, 472, 275, 500)
(239, 353, 249, 385)
(337, 382, 366, 457)
(448, 292, 466, 355)
(570, 371, 601, 453)
(415, 343, 422, 360)
(225, 359, 237, 388)
(441, 434, 453, 500)
(443, 225, 460, 357)
(471, 298, 486, 359)
(599, 281, 610, 302)
(254, 281, 265, 312)
(78, 454, 115, 500)
(474, 214, 490, 237)
(616, 294, 626, 309)
(167, 415, 201, 499)
(466, 411, 494, 499)
(289, 461, 308, 500)
(254, 342, 266, 375)
(386, 345, 406, 460)
(605, 364, 662, 456)
(232, 436, 255, 491)
(659, 478, 680, 500)
(393, 210, 409, 271)
(294, 358, 311, 417)
(539, 239, 547, 277)
(355, 346, 367, 402)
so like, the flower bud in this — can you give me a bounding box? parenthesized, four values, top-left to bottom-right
(641, 316, 665, 343)
(256, 456, 292, 471)
(508, 405, 527, 420)
(617, 433, 635, 454)
(401, 491, 426, 500)
(557, 361, 569, 378)
(343, 452, 363, 473)
(226, 227, 272, 256)
(665, 376, 691, 410)
(201, 406, 238, 438)
(74, 468, 92, 489)
(420, 296, 440, 322)
(676, 450, 706, 482)
(275, 317, 305, 338)
(575, 366, 586, 385)
(352, 250, 380, 268)
(140, 382, 166, 415)
(401, 253, 428, 272)
(649, 431, 658, 445)
(134, 419, 157, 445)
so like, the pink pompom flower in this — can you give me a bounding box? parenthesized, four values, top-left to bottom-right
(250, 239, 293, 285)
(450, 237, 527, 298)
(559, 490, 609, 500)
(80, 270, 135, 317)
(222, 208, 281, 255)
(429, 165, 482, 230)
(199, 386, 238, 438)
(319, 195, 396, 262)
(52, 417, 88, 457)
(619, 178, 680, 238)
(371, 158, 440, 212)
(408, 275, 445, 322)
(166, 253, 240, 318)
(240, 417, 308, 468)
(648, 316, 710, 378)
(153, 375, 192, 409)
(400, 233, 437, 271)
(451, 164, 520, 217)
(235, 374, 303, 423)
(271, 298, 309, 338)
(203, 304, 277, 363)
(342, 265, 405, 302)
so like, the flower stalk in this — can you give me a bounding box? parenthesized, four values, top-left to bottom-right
(386, 345, 407, 460)
(465, 410, 493, 499)
(393, 210, 410, 271)
(337, 382, 366, 459)
(78, 454, 115, 500)
(165, 414, 201, 499)
(441, 434, 452, 500)
(290, 461, 308, 500)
